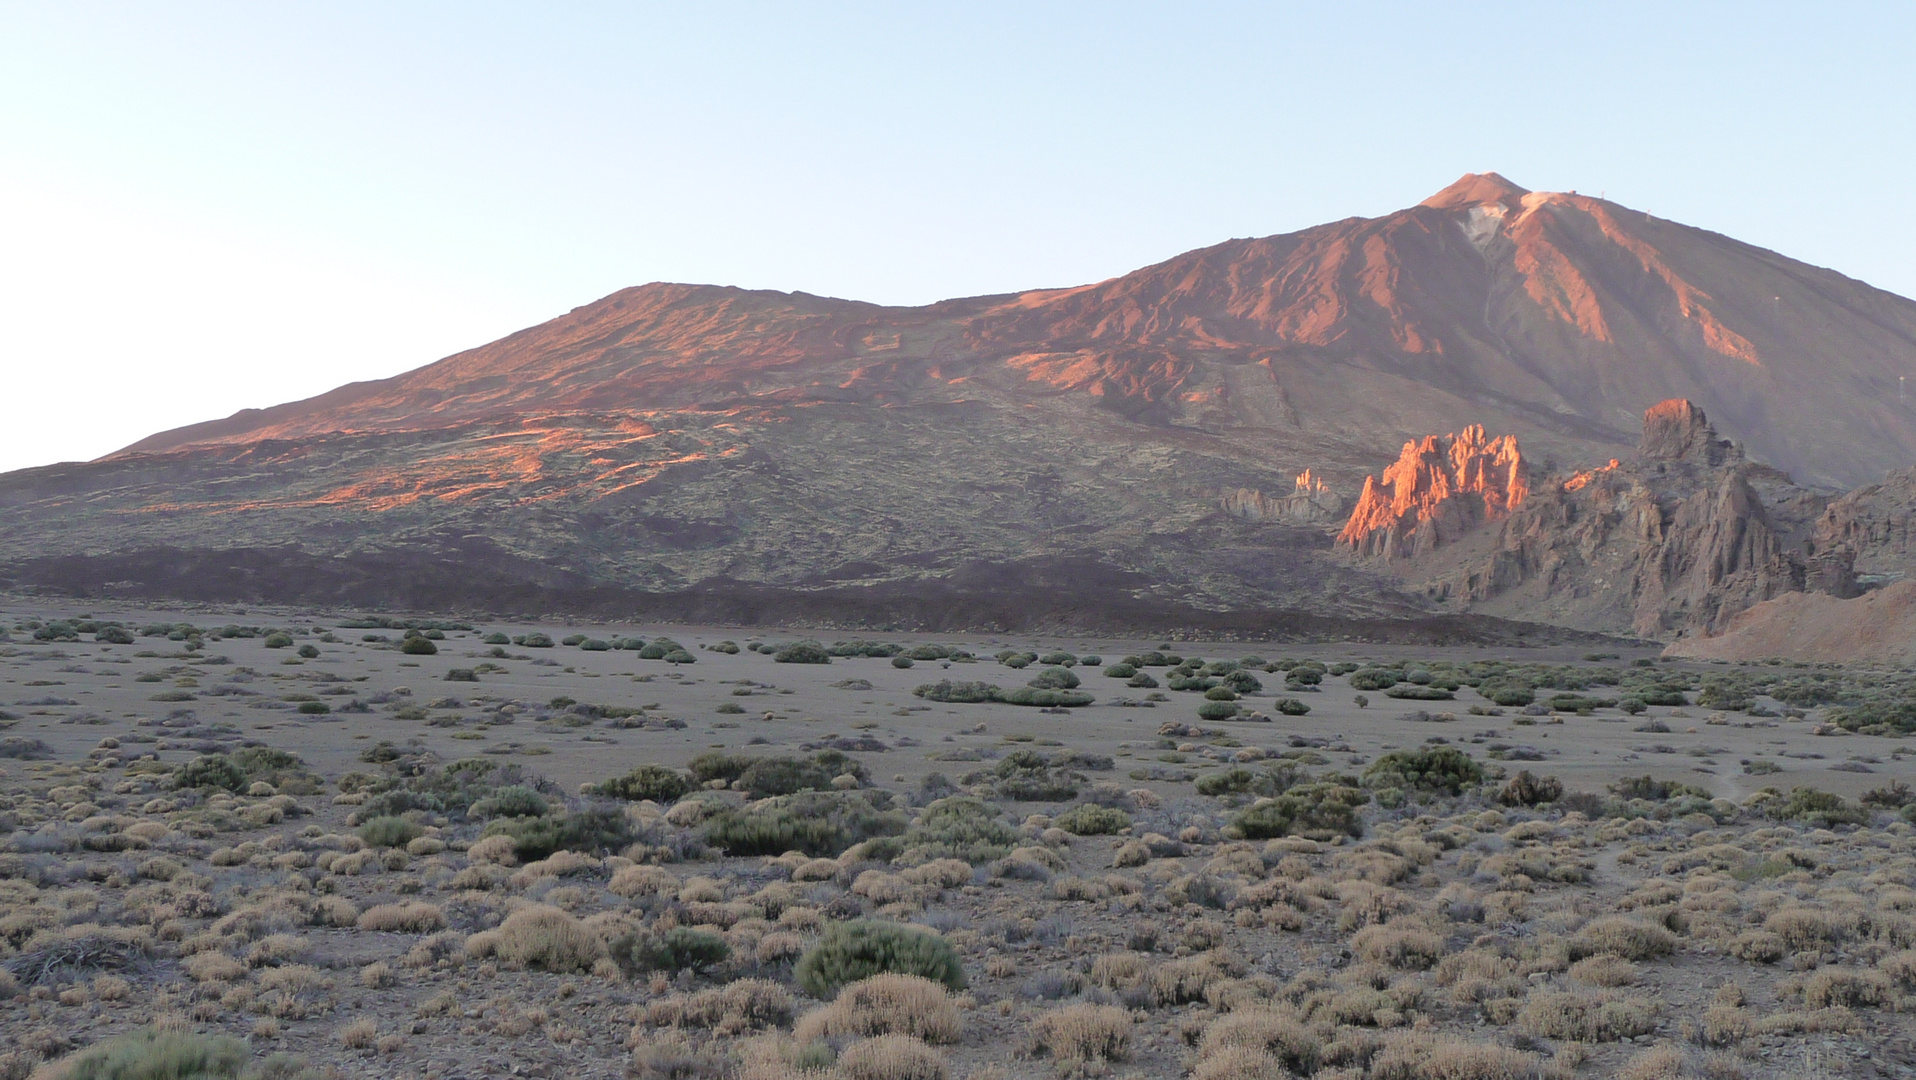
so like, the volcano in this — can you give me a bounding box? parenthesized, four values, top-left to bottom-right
(6, 174, 1916, 634)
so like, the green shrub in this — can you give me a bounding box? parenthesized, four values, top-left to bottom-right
(483, 806, 634, 859)
(1348, 668, 1400, 691)
(1204, 686, 1238, 702)
(401, 636, 438, 656)
(1481, 683, 1536, 707)
(775, 641, 833, 664)
(1363, 747, 1483, 795)
(358, 815, 424, 848)
(598, 764, 690, 803)
(1104, 662, 1137, 678)
(1231, 783, 1368, 840)
(1196, 701, 1240, 721)
(1608, 775, 1708, 802)
(468, 785, 550, 819)
(1761, 786, 1869, 827)
(891, 655, 914, 669)
(296, 701, 331, 714)
(1127, 672, 1159, 689)
(262, 632, 294, 649)
(795, 920, 966, 998)
(482, 632, 511, 645)
(688, 750, 755, 783)
(739, 756, 839, 798)
(703, 791, 906, 858)
(998, 686, 1094, 707)
(896, 797, 1019, 864)
(175, 755, 246, 792)
(613, 927, 730, 974)
(981, 750, 1079, 801)
(1054, 803, 1131, 835)
(1028, 667, 1080, 690)
(913, 680, 1000, 703)
(38, 1027, 306, 1080)
(295, 644, 319, 659)
(521, 632, 555, 648)
(1385, 684, 1454, 701)
(664, 648, 696, 664)
(1274, 697, 1310, 716)
(1196, 762, 1305, 799)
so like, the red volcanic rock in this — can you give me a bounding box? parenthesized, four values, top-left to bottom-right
(1639, 398, 1740, 465)
(1337, 425, 1528, 558)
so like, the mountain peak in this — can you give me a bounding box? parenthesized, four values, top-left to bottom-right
(1420, 172, 1531, 211)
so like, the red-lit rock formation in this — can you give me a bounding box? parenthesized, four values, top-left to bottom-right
(1337, 426, 1528, 558)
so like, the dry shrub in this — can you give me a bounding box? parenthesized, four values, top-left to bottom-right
(360, 962, 394, 989)
(1726, 930, 1785, 964)
(182, 951, 245, 983)
(1335, 882, 1415, 931)
(339, 1017, 378, 1049)
(631, 1029, 729, 1080)
(1517, 990, 1657, 1042)
(1569, 917, 1675, 961)
(1764, 906, 1838, 951)
(1698, 1005, 1750, 1046)
(755, 931, 807, 967)
(1566, 955, 1637, 987)
(1616, 1046, 1686, 1080)
(466, 834, 519, 866)
(792, 858, 840, 882)
(851, 872, 923, 906)
(512, 850, 600, 888)
(1882, 950, 1916, 988)
(1192, 1046, 1290, 1080)
(610, 864, 677, 897)
(1196, 1007, 1319, 1074)
(793, 972, 962, 1044)
(901, 859, 972, 888)
(1353, 923, 1446, 970)
(1028, 1004, 1132, 1065)
(647, 978, 794, 1034)
(835, 1034, 948, 1080)
(1369, 1034, 1547, 1080)
(464, 904, 604, 972)
(1089, 950, 1237, 1007)
(357, 902, 446, 933)
(1752, 1007, 1861, 1036)
(1801, 967, 1891, 1009)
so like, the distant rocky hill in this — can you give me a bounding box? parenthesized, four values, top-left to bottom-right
(1337, 399, 1869, 638)
(4, 174, 1916, 634)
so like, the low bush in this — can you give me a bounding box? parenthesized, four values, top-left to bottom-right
(400, 636, 438, 656)
(795, 920, 966, 997)
(481, 805, 633, 859)
(1385, 684, 1455, 701)
(703, 790, 906, 858)
(36, 1027, 313, 1080)
(1497, 771, 1563, 807)
(1363, 747, 1483, 795)
(467, 785, 549, 819)
(612, 926, 730, 974)
(1348, 668, 1401, 691)
(357, 816, 424, 849)
(1054, 803, 1131, 835)
(896, 797, 1020, 864)
(794, 973, 963, 1043)
(1197, 701, 1241, 721)
(1029, 1004, 1132, 1065)
(1231, 783, 1367, 840)
(775, 641, 833, 664)
(597, 764, 691, 803)
(465, 904, 604, 972)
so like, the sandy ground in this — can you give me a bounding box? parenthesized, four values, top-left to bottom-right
(1, 599, 1901, 804)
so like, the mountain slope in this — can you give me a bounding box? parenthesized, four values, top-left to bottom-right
(5, 174, 1916, 631)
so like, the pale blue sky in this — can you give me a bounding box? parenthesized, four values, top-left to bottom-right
(2, 2, 1911, 471)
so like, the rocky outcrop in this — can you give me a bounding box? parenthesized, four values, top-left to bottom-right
(1222, 470, 1343, 526)
(1665, 580, 1916, 665)
(1813, 467, 1916, 587)
(1351, 399, 1862, 637)
(1337, 426, 1527, 558)
(1638, 398, 1741, 466)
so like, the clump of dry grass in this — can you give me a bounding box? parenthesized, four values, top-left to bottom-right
(464, 904, 604, 972)
(357, 901, 446, 933)
(1517, 989, 1658, 1042)
(645, 978, 794, 1035)
(1566, 955, 1637, 987)
(794, 973, 963, 1044)
(1569, 917, 1676, 961)
(1800, 967, 1891, 1009)
(1028, 1004, 1131, 1067)
(1615, 1045, 1686, 1080)
(1195, 1007, 1319, 1075)
(610, 863, 677, 897)
(836, 1034, 948, 1080)
(339, 1017, 378, 1049)
(1353, 922, 1446, 970)
(1368, 1033, 1549, 1080)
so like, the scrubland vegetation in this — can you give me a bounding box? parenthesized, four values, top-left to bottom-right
(0, 612, 1911, 1078)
